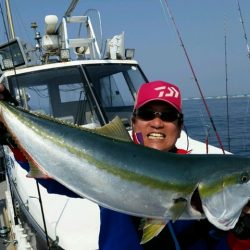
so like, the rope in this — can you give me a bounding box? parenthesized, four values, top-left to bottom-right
(167, 222, 181, 250)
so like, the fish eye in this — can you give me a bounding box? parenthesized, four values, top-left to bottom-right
(239, 172, 249, 184)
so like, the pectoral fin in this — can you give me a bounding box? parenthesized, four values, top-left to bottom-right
(140, 219, 166, 244)
(140, 198, 187, 244)
(170, 197, 188, 221)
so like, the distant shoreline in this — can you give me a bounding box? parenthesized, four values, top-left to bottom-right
(183, 94, 250, 101)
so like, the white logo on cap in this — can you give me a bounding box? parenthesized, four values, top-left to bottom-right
(155, 86, 179, 98)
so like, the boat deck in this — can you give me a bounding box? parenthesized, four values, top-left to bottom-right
(0, 181, 9, 250)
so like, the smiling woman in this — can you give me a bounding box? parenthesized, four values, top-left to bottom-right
(131, 81, 183, 152)
(99, 80, 191, 250)
(2, 1, 250, 249)
(1, 79, 250, 249)
(99, 80, 250, 250)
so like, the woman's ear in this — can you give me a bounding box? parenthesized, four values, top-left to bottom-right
(177, 125, 182, 138)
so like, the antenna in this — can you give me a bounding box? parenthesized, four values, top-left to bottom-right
(4, 0, 15, 39)
(224, 16, 231, 151)
(65, 0, 79, 17)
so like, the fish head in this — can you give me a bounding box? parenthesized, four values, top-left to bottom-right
(198, 169, 250, 230)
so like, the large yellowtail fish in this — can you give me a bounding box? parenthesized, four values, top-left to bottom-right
(0, 101, 250, 235)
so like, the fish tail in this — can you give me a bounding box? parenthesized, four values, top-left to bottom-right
(27, 162, 50, 178)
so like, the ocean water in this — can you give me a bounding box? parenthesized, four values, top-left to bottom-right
(182, 96, 250, 156)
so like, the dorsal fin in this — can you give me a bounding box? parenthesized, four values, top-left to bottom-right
(94, 116, 132, 142)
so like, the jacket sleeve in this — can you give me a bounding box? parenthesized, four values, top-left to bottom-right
(99, 207, 143, 250)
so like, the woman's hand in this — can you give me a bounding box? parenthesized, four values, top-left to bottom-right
(243, 203, 250, 214)
(0, 83, 18, 105)
(0, 83, 5, 100)
(232, 202, 250, 239)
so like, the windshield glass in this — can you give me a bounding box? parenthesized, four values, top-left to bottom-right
(6, 63, 147, 127)
(85, 63, 147, 125)
(7, 67, 101, 126)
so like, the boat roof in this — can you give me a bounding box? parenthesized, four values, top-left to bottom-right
(1, 59, 139, 77)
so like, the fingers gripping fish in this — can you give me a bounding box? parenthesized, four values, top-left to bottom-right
(0, 101, 250, 235)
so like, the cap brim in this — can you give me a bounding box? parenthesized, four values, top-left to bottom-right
(135, 98, 181, 113)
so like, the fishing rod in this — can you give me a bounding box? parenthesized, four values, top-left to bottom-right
(0, 2, 24, 107)
(0, 3, 51, 248)
(235, 0, 250, 154)
(0, 6, 20, 228)
(35, 181, 51, 250)
(236, 0, 250, 58)
(224, 17, 231, 151)
(160, 0, 225, 154)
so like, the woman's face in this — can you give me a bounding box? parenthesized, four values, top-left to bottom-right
(132, 101, 181, 152)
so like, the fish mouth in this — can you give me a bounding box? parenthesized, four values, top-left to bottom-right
(191, 188, 203, 213)
(147, 132, 166, 140)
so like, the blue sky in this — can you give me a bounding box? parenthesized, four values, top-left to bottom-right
(2, 0, 250, 98)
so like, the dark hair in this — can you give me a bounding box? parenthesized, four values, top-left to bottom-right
(177, 113, 184, 127)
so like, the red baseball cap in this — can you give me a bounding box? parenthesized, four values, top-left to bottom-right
(134, 80, 182, 113)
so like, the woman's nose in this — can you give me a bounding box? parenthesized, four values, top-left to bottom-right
(150, 116, 164, 128)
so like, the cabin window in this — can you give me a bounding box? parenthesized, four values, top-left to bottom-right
(7, 66, 100, 126)
(26, 85, 50, 114)
(100, 72, 134, 107)
(84, 63, 147, 124)
(59, 83, 85, 103)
